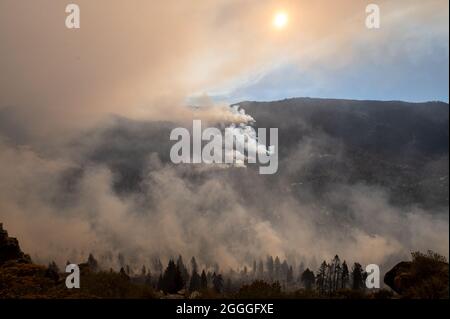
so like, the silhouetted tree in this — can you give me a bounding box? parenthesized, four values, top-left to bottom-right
(157, 274, 163, 291)
(191, 257, 198, 274)
(207, 271, 213, 284)
(153, 257, 163, 275)
(297, 262, 305, 283)
(119, 267, 130, 280)
(325, 261, 333, 295)
(341, 261, 350, 289)
(281, 260, 289, 282)
(161, 259, 184, 294)
(189, 266, 201, 292)
(45, 261, 60, 281)
(266, 256, 274, 280)
(48, 261, 60, 273)
(88, 253, 99, 272)
(126, 265, 131, 276)
(225, 278, 233, 293)
(351, 263, 365, 290)
(144, 272, 152, 286)
(118, 253, 125, 269)
(213, 263, 220, 274)
(176, 255, 189, 288)
(257, 260, 264, 279)
(301, 268, 315, 290)
(286, 266, 294, 284)
(212, 273, 224, 293)
(242, 266, 248, 278)
(200, 270, 208, 289)
(274, 257, 281, 281)
(331, 255, 341, 292)
(316, 261, 328, 295)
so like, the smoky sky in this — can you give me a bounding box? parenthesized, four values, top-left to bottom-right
(1, 0, 448, 136)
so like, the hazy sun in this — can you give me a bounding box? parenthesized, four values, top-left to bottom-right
(273, 12, 288, 29)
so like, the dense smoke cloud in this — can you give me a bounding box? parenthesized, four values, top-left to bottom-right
(0, 0, 448, 274)
(0, 112, 448, 272)
(1, 0, 447, 137)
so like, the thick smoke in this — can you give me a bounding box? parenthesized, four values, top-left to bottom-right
(0, 0, 448, 274)
(0, 103, 448, 273)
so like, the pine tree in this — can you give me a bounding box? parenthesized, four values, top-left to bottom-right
(118, 253, 125, 268)
(297, 262, 305, 283)
(257, 260, 264, 279)
(316, 261, 328, 295)
(153, 257, 163, 275)
(325, 261, 333, 295)
(341, 261, 350, 289)
(119, 267, 130, 280)
(301, 268, 315, 290)
(46, 261, 60, 281)
(145, 272, 152, 286)
(213, 263, 220, 274)
(157, 274, 163, 291)
(191, 257, 198, 274)
(274, 256, 281, 281)
(225, 278, 233, 293)
(351, 263, 365, 290)
(281, 260, 289, 282)
(176, 255, 189, 288)
(161, 259, 184, 294)
(266, 256, 274, 280)
(286, 265, 294, 284)
(200, 270, 208, 290)
(331, 255, 341, 293)
(189, 270, 201, 292)
(126, 265, 131, 276)
(88, 253, 99, 272)
(212, 273, 224, 293)
(189, 260, 201, 292)
(48, 261, 60, 273)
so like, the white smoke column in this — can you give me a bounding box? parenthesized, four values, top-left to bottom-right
(224, 104, 272, 166)
(189, 96, 255, 125)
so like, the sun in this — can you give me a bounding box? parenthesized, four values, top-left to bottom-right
(273, 12, 288, 29)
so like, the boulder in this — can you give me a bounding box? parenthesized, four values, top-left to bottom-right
(384, 258, 449, 298)
(0, 223, 31, 265)
(384, 261, 413, 295)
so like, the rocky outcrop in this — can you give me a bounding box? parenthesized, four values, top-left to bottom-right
(0, 223, 31, 265)
(384, 257, 449, 298)
(384, 261, 413, 295)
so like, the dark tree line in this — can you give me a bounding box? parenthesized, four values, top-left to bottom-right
(152, 256, 224, 294)
(314, 255, 367, 295)
(43, 249, 449, 299)
(157, 259, 184, 294)
(81, 252, 370, 296)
